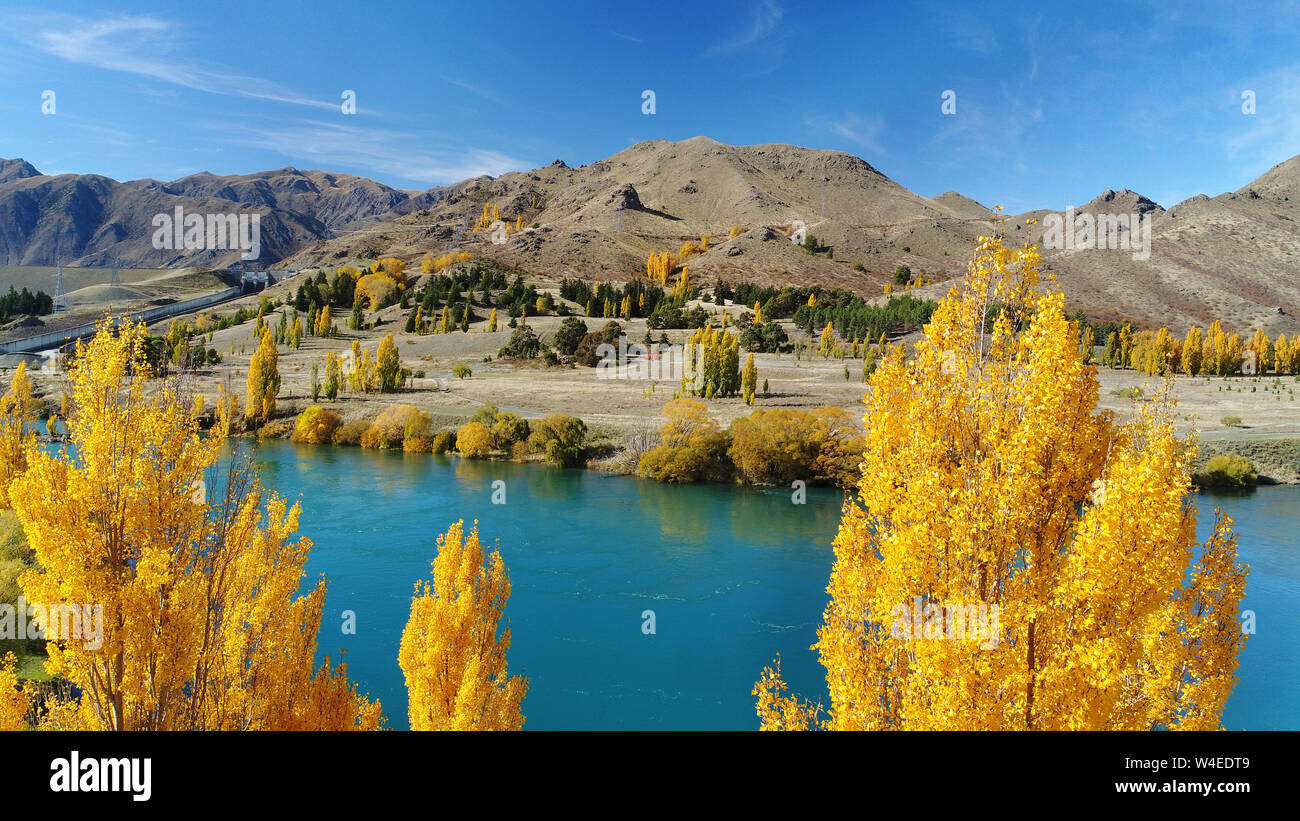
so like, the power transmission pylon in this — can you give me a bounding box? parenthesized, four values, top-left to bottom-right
(53, 259, 67, 313)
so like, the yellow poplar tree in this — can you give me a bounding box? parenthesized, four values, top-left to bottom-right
(1249, 328, 1273, 374)
(741, 353, 758, 405)
(0, 362, 37, 510)
(1226, 333, 1244, 375)
(8, 321, 381, 730)
(1275, 334, 1292, 375)
(1203, 320, 1223, 375)
(376, 333, 401, 392)
(399, 520, 527, 730)
(673, 267, 690, 299)
(0, 654, 26, 730)
(245, 328, 280, 424)
(488, 308, 498, 333)
(754, 232, 1248, 731)
(1181, 327, 1203, 376)
(818, 322, 836, 358)
(317, 304, 334, 337)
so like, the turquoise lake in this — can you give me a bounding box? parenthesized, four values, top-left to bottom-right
(245, 439, 1298, 730)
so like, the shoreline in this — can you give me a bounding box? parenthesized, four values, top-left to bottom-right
(237, 423, 1300, 488)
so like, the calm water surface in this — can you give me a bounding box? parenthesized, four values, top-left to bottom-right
(245, 439, 1298, 730)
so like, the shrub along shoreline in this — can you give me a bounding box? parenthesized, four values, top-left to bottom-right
(252, 396, 868, 491)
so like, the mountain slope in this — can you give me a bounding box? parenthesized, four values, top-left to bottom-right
(0, 162, 331, 268)
(283, 136, 1000, 295)
(282, 137, 1299, 335)
(123, 166, 440, 232)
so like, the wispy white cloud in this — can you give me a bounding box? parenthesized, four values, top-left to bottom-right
(1222, 64, 1300, 181)
(61, 116, 136, 148)
(610, 30, 643, 44)
(216, 119, 533, 186)
(807, 113, 887, 158)
(439, 75, 504, 105)
(5, 13, 335, 109)
(708, 0, 783, 55)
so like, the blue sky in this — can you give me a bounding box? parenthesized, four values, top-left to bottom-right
(1, 0, 1297, 211)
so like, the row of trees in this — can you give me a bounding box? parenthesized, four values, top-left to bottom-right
(289, 400, 589, 470)
(309, 335, 404, 403)
(681, 326, 742, 399)
(715, 281, 816, 319)
(0, 285, 54, 322)
(1099, 321, 1300, 377)
(559, 277, 669, 320)
(405, 303, 475, 335)
(793, 293, 936, 343)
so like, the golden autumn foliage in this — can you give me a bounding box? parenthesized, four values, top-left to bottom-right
(374, 256, 408, 286)
(646, 250, 675, 286)
(1128, 327, 1179, 375)
(741, 353, 757, 405)
(361, 404, 430, 450)
(682, 326, 741, 399)
(313, 304, 335, 337)
(291, 405, 343, 444)
(399, 520, 527, 730)
(245, 328, 280, 424)
(1181, 326, 1203, 375)
(673, 266, 690, 299)
(7, 321, 381, 730)
(456, 421, 492, 457)
(0, 652, 26, 730)
(817, 321, 836, 358)
(355, 273, 399, 310)
(0, 362, 37, 510)
(376, 333, 402, 392)
(1113, 318, 1299, 376)
(728, 407, 863, 487)
(421, 251, 472, 275)
(637, 398, 730, 483)
(755, 232, 1248, 731)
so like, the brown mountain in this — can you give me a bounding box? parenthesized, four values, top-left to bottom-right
(284, 137, 998, 293)
(283, 137, 1299, 335)
(0, 162, 332, 268)
(123, 166, 441, 232)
